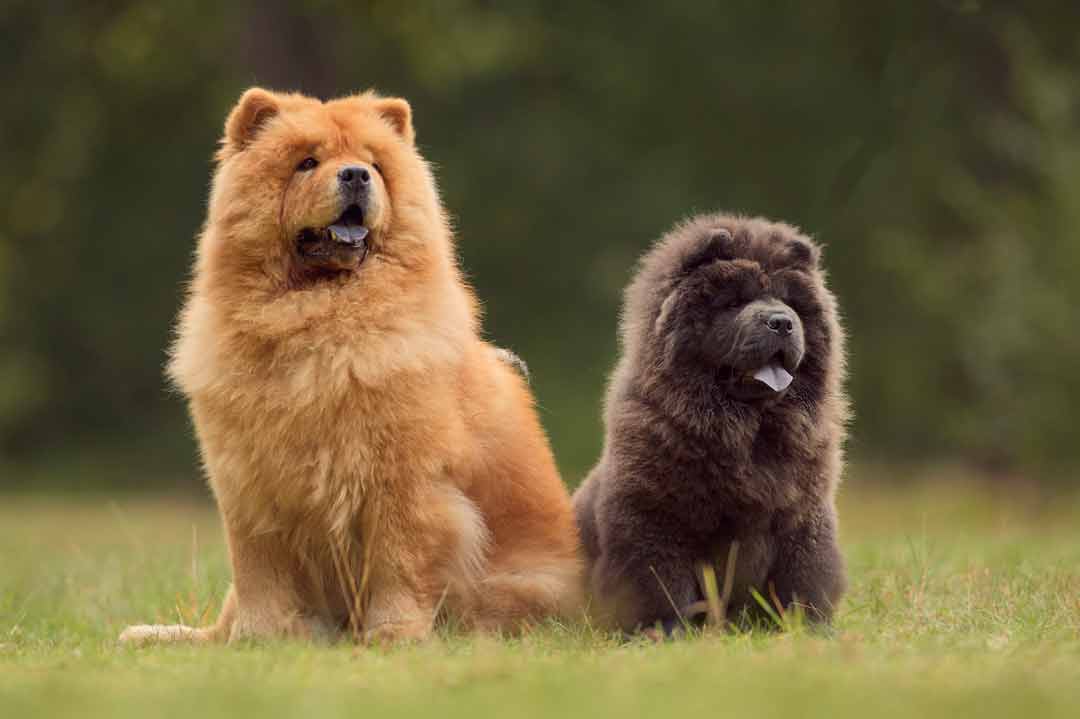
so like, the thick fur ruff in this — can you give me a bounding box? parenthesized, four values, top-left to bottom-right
(573, 213, 849, 632)
(120, 89, 581, 646)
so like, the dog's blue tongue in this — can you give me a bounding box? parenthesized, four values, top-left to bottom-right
(327, 220, 369, 247)
(752, 364, 794, 392)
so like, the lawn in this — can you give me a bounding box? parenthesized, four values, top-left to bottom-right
(2, 468, 1079, 718)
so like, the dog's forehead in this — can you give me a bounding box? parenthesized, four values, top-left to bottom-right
(261, 104, 338, 150)
(328, 100, 395, 138)
(269, 101, 389, 154)
(708, 257, 765, 285)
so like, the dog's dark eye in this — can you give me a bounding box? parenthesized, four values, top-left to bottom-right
(372, 162, 383, 175)
(296, 157, 319, 172)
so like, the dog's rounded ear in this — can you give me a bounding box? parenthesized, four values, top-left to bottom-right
(223, 87, 280, 154)
(372, 97, 415, 144)
(776, 235, 821, 271)
(679, 227, 736, 276)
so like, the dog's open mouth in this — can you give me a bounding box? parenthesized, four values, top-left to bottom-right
(297, 204, 370, 269)
(731, 353, 796, 400)
(750, 361, 794, 393)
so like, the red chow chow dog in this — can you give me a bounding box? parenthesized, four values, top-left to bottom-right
(120, 88, 581, 645)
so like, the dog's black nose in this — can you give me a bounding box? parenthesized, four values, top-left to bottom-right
(766, 313, 794, 336)
(338, 165, 371, 187)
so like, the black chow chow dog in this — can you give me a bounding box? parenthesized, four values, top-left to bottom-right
(573, 213, 849, 633)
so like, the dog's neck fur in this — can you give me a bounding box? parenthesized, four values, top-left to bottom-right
(169, 220, 476, 402)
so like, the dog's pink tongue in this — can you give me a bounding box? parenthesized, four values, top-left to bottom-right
(752, 363, 794, 392)
(327, 220, 369, 247)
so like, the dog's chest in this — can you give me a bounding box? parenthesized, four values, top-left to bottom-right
(668, 446, 811, 536)
(193, 358, 459, 533)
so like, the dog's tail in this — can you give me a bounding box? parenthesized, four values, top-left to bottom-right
(492, 346, 530, 382)
(455, 557, 583, 633)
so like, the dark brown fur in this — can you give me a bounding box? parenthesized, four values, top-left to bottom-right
(573, 213, 849, 632)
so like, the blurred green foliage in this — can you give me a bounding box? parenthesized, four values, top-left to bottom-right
(2, 1, 1079, 487)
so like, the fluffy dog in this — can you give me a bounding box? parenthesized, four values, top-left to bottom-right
(119, 88, 581, 645)
(573, 213, 848, 632)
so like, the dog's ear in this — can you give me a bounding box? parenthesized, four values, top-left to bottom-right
(222, 87, 280, 154)
(679, 227, 736, 276)
(774, 234, 821, 271)
(371, 97, 415, 144)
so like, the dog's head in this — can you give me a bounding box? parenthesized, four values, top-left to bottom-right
(624, 214, 839, 406)
(204, 87, 451, 291)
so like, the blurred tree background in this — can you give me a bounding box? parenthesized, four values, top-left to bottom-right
(2, 0, 1079, 490)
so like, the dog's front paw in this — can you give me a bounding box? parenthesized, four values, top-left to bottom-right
(227, 611, 328, 643)
(362, 617, 432, 646)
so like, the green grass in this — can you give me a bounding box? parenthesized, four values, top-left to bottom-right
(3, 469, 1080, 718)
